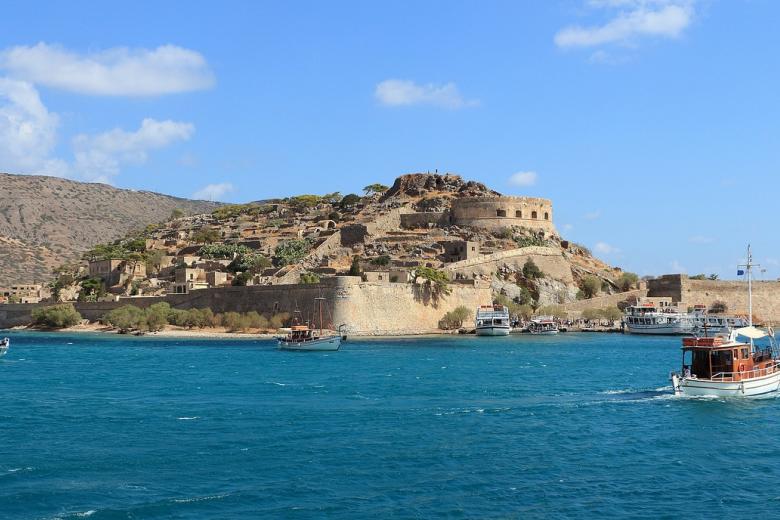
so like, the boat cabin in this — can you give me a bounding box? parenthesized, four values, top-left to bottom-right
(680, 336, 776, 382)
(286, 325, 319, 342)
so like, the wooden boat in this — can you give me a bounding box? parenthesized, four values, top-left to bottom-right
(528, 316, 559, 335)
(278, 296, 344, 351)
(670, 246, 779, 397)
(0, 337, 8, 357)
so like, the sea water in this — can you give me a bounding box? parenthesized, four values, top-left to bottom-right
(2, 331, 780, 519)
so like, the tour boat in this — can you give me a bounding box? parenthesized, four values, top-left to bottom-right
(278, 296, 344, 351)
(528, 316, 559, 335)
(670, 246, 780, 398)
(690, 305, 749, 335)
(624, 304, 694, 335)
(0, 337, 8, 356)
(475, 305, 511, 336)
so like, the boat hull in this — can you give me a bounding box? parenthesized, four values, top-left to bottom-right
(626, 324, 693, 335)
(278, 335, 341, 351)
(529, 330, 559, 335)
(475, 326, 511, 336)
(671, 371, 780, 398)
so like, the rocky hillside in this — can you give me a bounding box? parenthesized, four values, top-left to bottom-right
(0, 173, 219, 285)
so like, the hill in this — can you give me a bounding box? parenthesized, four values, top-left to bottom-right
(0, 173, 219, 286)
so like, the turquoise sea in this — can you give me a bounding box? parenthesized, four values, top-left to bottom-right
(2, 331, 780, 519)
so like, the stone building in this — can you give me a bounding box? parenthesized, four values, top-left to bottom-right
(0, 284, 45, 304)
(450, 196, 556, 233)
(440, 240, 480, 262)
(88, 259, 147, 287)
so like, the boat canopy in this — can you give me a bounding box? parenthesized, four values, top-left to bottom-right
(733, 326, 769, 339)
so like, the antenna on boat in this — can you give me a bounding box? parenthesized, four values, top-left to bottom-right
(738, 244, 760, 349)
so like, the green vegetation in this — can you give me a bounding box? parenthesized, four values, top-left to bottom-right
(581, 306, 622, 321)
(370, 255, 391, 266)
(83, 236, 146, 262)
(199, 243, 248, 259)
(522, 258, 544, 279)
(169, 208, 185, 220)
(274, 239, 312, 266)
(514, 234, 547, 248)
(288, 194, 323, 211)
(191, 227, 220, 244)
(340, 194, 361, 209)
(348, 256, 362, 276)
(690, 273, 719, 281)
(413, 267, 451, 296)
(103, 305, 147, 333)
(616, 272, 639, 291)
(212, 203, 273, 220)
(439, 306, 472, 330)
(579, 275, 601, 299)
(300, 272, 320, 284)
(363, 183, 389, 196)
(99, 304, 287, 333)
(31, 304, 82, 328)
(709, 300, 728, 313)
(228, 251, 272, 273)
(78, 277, 105, 302)
(537, 305, 567, 319)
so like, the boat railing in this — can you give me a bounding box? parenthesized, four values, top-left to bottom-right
(709, 360, 780, 382)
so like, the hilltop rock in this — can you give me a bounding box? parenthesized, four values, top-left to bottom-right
(381, 173, 499, 201)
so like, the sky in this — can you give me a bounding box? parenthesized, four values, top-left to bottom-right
(1, 0, 779, 279)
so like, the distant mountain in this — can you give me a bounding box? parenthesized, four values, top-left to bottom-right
(0, 173, 220, 286)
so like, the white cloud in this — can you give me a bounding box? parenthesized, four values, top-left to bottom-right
(670, 259, 687, 273)
(555, 1, 694, 49)
(584, 210, 601, 220)
(508, 171, 537, 187)
(689, 235, 714, 244)
(375, 79, 478, 109)
(563, 223, 574, 232)
(72, 118, 194, 183)
(594, 241, 620, 254)
(0, 78, 67, 176)
(0, 43, 214, 96)
(193, 182, 234, 201)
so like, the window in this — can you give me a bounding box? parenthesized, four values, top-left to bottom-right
(531, 211, 538, 219)
(515, 210, 522, 218)
(544, 212, 549, 220)
(496, 209, 507, 217)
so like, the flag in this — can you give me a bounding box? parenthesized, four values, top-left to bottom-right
(737, 269, 745, 276)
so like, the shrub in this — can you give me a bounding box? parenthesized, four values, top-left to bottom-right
(274, 239, 311, 266)
(581, 308, 602, 320)
(31, 304, 82, 329)
(348, 256, 362, 276)
(370, 255, 391, 266)
(413, 267, 451, 296)
(245, 311, 269, 329)
(300, 272, 320, 284)
(270, 312, 290, 329)
(580, 275, 601, 299)
(145, 302, 171, 332)
(222, 312, 244, 331)
(192, 227, 220, 244)
(709, 300, 728, 314)
(340, 194, 362, 209)
(439, 306, 473, 329)
(602, 306, 623, 321)
(103, 305, 145, 333)
(537, 305, 567, 319)
(522, 258, 544, 279)
(617, 272, 639, 291)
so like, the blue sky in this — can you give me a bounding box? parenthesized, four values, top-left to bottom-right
(1, 1, 778, 279)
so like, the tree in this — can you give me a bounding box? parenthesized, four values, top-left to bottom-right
(232, 272, 252, 286)
(413, 266, 451, 296)
(370, 255, 391, 266)
(103, 305, 145, 333)
(522, 258, 544, 279)
(79, 277, 104, 302)
(617, 272, 639, 292)
(689, 274, 707, 280)
(602, 306, 623, 321)
(580, 275, 601, 299)
(581, 308, 602, 321)
(169, 208, 185, 220)
(708, 273, 719, 280)
(363, 183, 389, 196)
(145, 302, 171, 332)
(288, 194, 323, 211)
(516, 304, 534, 320)
(31, 304, 82, 328)
(348, 256, 362, 276)
(340, 194, 362, 209)
(439, 306, 472, 329)
(538, 305, 567, 319)
(192, 227, 220, 244)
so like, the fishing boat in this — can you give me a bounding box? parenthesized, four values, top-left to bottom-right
(278, 296, 344, 351)
(670, 246, 780, 398)
(528, 316, 559, 335)
(624, 304, 694, 335)
(475, 305, 511, 336)
(0, 337, 8, 357)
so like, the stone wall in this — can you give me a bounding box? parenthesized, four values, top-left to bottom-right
(563, 289, 647, 315)
(443, 246, 573, 284)
(0, 277, 491, 335)
(400, 211, 451, 229)
(450, 196, 556, 234)
(647, 274, 780, 321)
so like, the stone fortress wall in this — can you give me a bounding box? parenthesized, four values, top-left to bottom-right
(0, 276, 492, 335)
(450, 196, 556, 234)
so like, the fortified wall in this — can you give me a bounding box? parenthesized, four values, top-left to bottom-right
(443, 246, 573, 283)
(0, 277, 492, 335)
(648, 274, 780, 321)
(450, 196, 556, 234)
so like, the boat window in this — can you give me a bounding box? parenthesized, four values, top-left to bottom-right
(734, 349, 739, 359)
(742, 348, 749, 359)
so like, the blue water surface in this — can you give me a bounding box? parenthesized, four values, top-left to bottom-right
(1, 331, 779, 519)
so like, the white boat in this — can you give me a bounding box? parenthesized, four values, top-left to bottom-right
(528, 316, 559, 335)
(278, 296, 344, 351)
(690, 305, 749, 335)
(475, 305, 511, 336)
(624, 304, 693, 335)
(670, 246, 780, 398)
(0, 337, 8, 356)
